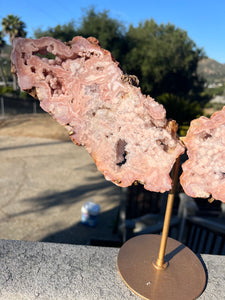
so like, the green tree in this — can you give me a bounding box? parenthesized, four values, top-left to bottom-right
(157, 93, 202, 126)
(34, 8, 127, 61)
(123, 19, 205, 100)
(77, 8, 127, 60)
(2, 14, 26, 44)
(34, 21, 77, 42)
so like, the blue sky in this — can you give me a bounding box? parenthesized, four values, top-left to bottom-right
(1, 0, 225, 63)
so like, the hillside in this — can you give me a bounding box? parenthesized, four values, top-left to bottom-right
(197, 58, 225, 84)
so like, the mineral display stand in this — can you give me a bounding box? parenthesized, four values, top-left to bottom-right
(117, 157, 206, 300)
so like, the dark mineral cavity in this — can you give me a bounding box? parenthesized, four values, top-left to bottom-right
(33, 47, 56, 59)
(116, 139, 127, 167)
(156, 139, 169, 152)
(200, 131, 212, 141)
(42, 69, 64, 97)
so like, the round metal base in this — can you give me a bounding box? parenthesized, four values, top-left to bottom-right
(117, 234, 206, 300)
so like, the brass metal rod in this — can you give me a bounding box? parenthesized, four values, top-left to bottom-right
(153, 156, 181, 270)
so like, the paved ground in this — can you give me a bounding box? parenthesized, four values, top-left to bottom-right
(0, 131, 122, 245)
(0, 114, 71, 141)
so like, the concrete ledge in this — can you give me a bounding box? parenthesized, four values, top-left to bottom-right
(0, 239, 224, 299)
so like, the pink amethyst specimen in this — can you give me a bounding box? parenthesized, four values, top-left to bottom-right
(11, 36, 184, 192)
(181, 107, 225, 203)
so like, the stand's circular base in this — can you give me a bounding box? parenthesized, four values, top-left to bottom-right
(117, 234, 206, 300)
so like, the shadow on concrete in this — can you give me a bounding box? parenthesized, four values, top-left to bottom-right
(9, 179, 120, 218)
(0, 140, 68, 152)
(6, 177, 122, 246)
(40, 206, 121, 246)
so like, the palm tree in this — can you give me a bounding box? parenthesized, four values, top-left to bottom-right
(0, 31, 7, 86)
(2, 14, 26, 44)
(2, 15, 27, 89)
(0, 31, 6, 48)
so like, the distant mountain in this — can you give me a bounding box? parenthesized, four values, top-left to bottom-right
(197, 58, 225, 84)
